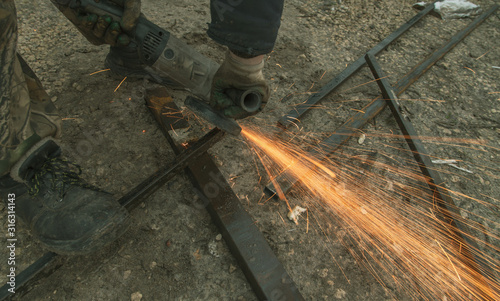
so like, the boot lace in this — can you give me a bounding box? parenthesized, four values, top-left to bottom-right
(28, 157, 98, 197)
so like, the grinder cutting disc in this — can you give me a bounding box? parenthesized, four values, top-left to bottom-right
(184, 96, 242, 136)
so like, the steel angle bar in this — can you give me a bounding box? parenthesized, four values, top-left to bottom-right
(265, 5, 499, 197)
(119, 127, 225, 210)
(365, 52, 497, 298)
(0, 252, 60, 300)
(392, 4, 499, 93)
(277, 3, 435, 128)
(146, 88, 304, 301)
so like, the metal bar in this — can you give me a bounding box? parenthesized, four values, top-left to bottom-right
(365, 52, 497, 298)
(0, 252, 60, 300)
(119, 127, 225, 210)
(146, 88, 305, 301)
(391, 4, 499, 93)
(277, 3, 435, 128)
(266, 5, 499, 196)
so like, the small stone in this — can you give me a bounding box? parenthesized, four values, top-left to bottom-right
(150, 261, 157, 269)
(216, 234, 222, 241)
(319, 268, 328, 278)
(131, 291, 142, 301)
(72, 82, 84, 92)
(229, 264, 237, 274)
(358, 133, 366, 144)
(335, 288, 347, 299)
(123, 270, 131, 280)
(298, 53, 307, 59)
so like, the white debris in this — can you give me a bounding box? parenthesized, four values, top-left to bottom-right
(357, 133, 366, 144)
(413, 0, 482, 19)
(208, 240, 220, 257)
(287, 206, 307, 224)
(131, 292, 142, 301)
(431, 159, 473, 174)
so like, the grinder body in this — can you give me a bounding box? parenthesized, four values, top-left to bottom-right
(66, 0, 220, 100)
(61, 0, 264, 135)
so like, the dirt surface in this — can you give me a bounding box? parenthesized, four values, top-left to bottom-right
(1, 0, 499, 300)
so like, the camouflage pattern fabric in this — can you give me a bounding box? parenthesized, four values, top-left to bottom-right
(0, 0, 61, 176)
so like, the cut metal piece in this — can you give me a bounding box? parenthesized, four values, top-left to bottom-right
(365, 52, 497, 298)
(266, 4, 499, 197)
(184, 96, 242, 136)
(146, 87, 190, 130)
(148, 88, 304, 301)
(277, 3, 435, 128)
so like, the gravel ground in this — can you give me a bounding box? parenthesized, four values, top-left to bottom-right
(1, 0, 499, 300)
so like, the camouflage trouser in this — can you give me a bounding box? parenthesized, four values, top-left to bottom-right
(0, 0, 62, 176)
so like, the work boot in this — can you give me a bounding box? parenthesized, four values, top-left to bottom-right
(105, 43, 181, 88)
(0, 138, 130, 255)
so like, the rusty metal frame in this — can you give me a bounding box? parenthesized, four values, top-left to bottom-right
(3, 5, 498, 300)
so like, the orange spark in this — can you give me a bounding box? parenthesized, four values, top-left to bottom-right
(240, 124, 499, 300)
(89, 68, 110, 76)
(464, 67, 476, 74)
(114, 76, 127, 92)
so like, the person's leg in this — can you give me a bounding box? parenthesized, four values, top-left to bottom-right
(0, 0, 43, 176)
(0, 0, 130, 255)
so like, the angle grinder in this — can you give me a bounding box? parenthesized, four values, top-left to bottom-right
(56, 0, 263, 135)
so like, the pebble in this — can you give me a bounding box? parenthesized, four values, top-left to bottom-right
(335, 288, 347, 299)
(358, 133, 366, 144)
(131, 292, 142, 301)
(215, 234, 222, 241)
(72, 82, 84, 92)
(123, 270, 131, 280)
(150, 261, 157, 269)
(229, 264, 237, 274)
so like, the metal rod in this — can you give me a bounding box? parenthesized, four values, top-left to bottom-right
(391, 4, 499, 93)
(119, 127, 225, 210)
(365, 52, 497, 298)
(277, 3, 435, 128)
(146, 87, 305, 301)
(266, 4, 499, 196)
(0, 252, 60, 300)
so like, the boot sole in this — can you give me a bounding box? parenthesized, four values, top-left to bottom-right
(39, 206, 131, 256)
